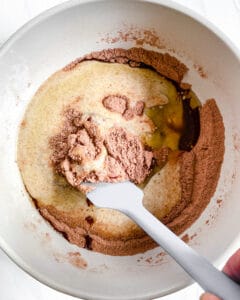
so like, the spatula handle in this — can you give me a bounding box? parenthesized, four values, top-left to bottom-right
(124, 204, 240, 300)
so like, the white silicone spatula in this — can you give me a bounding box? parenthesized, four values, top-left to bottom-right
(87, 181, 240, 300)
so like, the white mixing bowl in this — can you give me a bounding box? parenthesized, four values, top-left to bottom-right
(0, 0, 240, 299)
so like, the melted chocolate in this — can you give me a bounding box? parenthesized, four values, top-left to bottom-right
(179, 99, 200, 151)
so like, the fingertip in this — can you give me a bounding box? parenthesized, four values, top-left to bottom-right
(223, 248, 240, 283)
(200, 293, 220, 300)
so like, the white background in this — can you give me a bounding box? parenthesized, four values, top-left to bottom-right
(0, 0, 240, 299)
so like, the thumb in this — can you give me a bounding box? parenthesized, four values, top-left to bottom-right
(200, 249, 240, 300)
(223, 248, 240, 283)
(200, 293, 220, 300)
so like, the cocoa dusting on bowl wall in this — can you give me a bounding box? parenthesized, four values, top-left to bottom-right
(99, 26, 166, 50)
(23, 222, 37, 231)
(233, 131, 240, 151)
(136, 251, 168, 267)
(193, 63, 207, 78)
(43, 232, 51, 243)
(181, 233, 198, 244)
(53, 252, 88, 269)
(217, 199, 223, 207)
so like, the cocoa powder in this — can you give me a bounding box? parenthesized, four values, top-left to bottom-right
(102, 94, 145, 120)
(50, 113, 154, 190)
(63, 47, 188, 83)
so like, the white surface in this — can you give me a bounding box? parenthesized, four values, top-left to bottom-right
(0, 0, 240, 299)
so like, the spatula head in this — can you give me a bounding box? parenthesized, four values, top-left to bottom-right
(87, 181, 144, 212)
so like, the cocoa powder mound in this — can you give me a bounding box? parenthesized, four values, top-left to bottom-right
(166, 99, 225, 234)
(134, 101, 145, 116)
(102, 95, 128, 115)
(102, 94, 145, 120)
(63, 47, 188, 83)
(104, 127, 153, 184)
(50, 111, 154, 191)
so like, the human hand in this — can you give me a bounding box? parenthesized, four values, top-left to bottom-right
(200, 249, 240, 300)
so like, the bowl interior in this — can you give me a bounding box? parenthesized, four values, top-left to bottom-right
(0, 1, 240, 299)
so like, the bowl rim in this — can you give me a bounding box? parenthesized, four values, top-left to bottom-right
(1, 0, 240, 299)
